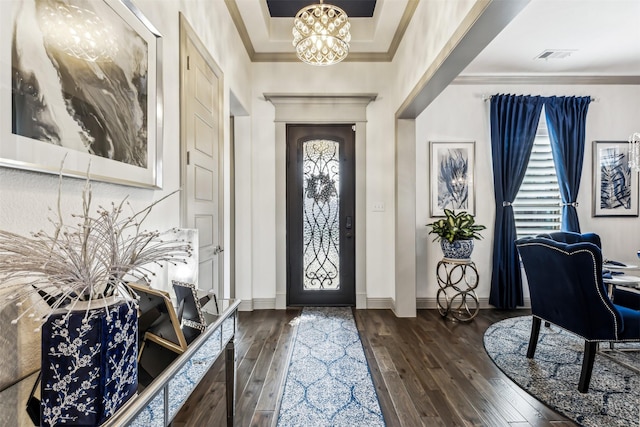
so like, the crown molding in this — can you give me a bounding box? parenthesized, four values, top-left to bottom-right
(387, 0, 419, 60)
(453, 75, 640, 85)
(263, 93, 377, 104)
(224, 0, 256, 58)
(225, 0, 418, 63)
(251, 51, 394, 62)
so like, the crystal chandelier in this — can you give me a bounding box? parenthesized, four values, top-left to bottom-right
(629, 132, 640, 172)
(292, 0, 351, 66)
(39, 2, 118, 62)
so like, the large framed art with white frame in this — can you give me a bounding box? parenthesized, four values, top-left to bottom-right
(592, 140, 639, 217)
(429, 141, 476, 217)
(1, 0, 163, 188)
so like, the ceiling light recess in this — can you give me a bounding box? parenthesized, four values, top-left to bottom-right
(292, 0, 351, 66)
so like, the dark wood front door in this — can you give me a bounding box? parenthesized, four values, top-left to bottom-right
(286, 124, 356, 306)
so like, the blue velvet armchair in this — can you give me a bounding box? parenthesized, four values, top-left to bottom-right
(515, 231, 640, 393)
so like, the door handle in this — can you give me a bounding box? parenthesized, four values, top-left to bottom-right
(345, 216, 352, 230)
(214, 245, 224, 255)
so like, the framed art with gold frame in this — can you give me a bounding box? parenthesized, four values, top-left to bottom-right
(128, 283, 187, 355)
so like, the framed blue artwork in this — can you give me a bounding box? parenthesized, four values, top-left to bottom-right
(429, 141, 475, 217)
(593, 140, 638, 217)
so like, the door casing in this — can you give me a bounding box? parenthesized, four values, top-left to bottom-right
(286, 124, 356, 306)
(266, 94, 375, 310)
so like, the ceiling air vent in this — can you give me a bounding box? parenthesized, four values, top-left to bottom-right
(534, 49, 576, 60)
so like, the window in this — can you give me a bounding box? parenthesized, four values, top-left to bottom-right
(513, 109, 562, 238)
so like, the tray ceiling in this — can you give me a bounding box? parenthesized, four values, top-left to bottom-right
(225, 0, 417, 62)
(266, 0, 377, 18)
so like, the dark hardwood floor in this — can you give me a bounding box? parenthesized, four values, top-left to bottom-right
(173, 309, 576, 427)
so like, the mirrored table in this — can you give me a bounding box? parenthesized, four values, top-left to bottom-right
(104, 298, 240, 427)
(0, 298, 239, 427)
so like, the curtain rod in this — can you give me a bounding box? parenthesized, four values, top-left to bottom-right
(482, 95, 598, 102)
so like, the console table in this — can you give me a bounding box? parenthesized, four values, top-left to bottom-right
(104, 298, 240, 427)
(436, 258, 479, 322)
(0, 298, 239, 427)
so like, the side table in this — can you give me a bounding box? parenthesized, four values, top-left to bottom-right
(436, 258, 479, 322)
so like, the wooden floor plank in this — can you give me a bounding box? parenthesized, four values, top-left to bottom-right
(254, 309, 299, 413)
(453, 359, 527, 424)
(172, 309, 576, 426)
(356, 323, 402, 427)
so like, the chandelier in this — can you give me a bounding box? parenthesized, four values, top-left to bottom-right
(39, 2, 118, 62)
(629, 132, 640, 172)
(292, 0, 351, 66)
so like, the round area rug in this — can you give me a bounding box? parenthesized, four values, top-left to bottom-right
(483, 316, 640, 427)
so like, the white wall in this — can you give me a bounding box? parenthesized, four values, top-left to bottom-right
(0, 0, 252, 295)
(390, 0, 477, 110)
(249, 62, 395, 306)
(416, 83, 640, 305)
(243, 0, 485, 309)
(9, 0, 616, 312)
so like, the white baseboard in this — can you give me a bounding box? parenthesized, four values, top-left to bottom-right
(240, 297, 530, 312)
(356, 292, 367, 309)
(253, 298, 276, 310)
(416, 297, 531, 309)
(238, 300, 254, 311)
(365, 297, 395, 310)
(276, 293, 287, 310)
(238, 298, 277, 311)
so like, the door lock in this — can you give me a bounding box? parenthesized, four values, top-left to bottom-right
(214, 245, 224, 255)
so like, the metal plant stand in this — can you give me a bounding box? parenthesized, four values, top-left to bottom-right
(436, 258, 479, 322)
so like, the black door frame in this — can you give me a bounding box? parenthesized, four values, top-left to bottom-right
(286, 124, 356, 306)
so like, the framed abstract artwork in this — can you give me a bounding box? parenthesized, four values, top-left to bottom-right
(430, 141, 475, 217)
(1, 0, 163, 188)
(592, 140, 638, 217)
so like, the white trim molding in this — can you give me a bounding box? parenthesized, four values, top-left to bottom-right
(453, 75, 640, 85)
(238, 298, 277, 311)
(366, 298, 395, 310)
(265, 94, 377, 310)
(416, 297, 532, 310)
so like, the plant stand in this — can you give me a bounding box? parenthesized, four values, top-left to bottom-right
(436, 258, 479, 322)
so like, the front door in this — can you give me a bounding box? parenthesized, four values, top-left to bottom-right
(286, 124, 355, 306)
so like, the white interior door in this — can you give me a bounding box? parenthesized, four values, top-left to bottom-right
(180, 16, 224, 297)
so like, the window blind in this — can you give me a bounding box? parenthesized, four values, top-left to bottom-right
(514, 113, 562, 238)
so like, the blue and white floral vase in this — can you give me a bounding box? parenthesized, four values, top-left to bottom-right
(40, 297, 138, 426)
(441, 239, 474, 260)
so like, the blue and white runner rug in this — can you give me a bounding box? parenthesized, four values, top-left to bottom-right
(277, 307, 385, 426)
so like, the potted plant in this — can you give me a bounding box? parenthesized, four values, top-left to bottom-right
(0, 167, 192, 426)
(426, 209, 486, 259)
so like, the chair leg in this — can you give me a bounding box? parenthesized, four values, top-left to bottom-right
(527, 317, 542, 358)
(578, 341, 598, 393)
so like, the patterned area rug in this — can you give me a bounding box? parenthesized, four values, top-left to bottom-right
(277, 307, 385, 427)
(484, 316, 640, 427)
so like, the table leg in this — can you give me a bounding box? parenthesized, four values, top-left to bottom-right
(225, 338, 235, 427)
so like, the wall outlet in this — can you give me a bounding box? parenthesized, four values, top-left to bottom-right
(372, 203, 385, 212)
